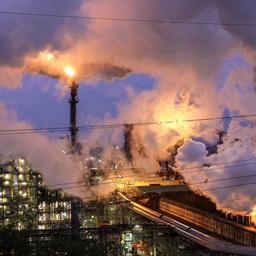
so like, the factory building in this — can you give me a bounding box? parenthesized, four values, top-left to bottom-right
(0, 157, 43, 229)
(0, 157, 97, 230)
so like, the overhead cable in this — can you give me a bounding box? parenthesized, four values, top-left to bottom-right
(1, 11, 256, 28)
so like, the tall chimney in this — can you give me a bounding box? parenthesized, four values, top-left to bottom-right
(69, 81, 79, 154)
(123, 124, 134, 163)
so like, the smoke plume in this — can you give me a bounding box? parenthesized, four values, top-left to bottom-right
(0, 104, 86, 197)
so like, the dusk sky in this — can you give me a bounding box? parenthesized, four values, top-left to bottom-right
(0, 73, 154, 128)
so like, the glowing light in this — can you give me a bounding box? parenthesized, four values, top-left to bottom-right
(63, 66, 75, 78)
(250, 205, 256, 224)
(159, 121, 166, 125)
(46, 53, 54, 61)
(175, 119, 183, 125)
(159, 119, 183, 125)
(18, 158, 25, 165)
(117, 183, 125, 190)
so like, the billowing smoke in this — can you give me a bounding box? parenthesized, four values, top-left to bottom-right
(0, 104, 87, 197)
(175, 120, 256, 216)
(25, 50, 131, 82)
(176, 139, 208, 167)
(217, 0, 256, 50)
(1, 0, 256, 214)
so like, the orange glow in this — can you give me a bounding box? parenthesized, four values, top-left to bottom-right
(116, 183, 126, 191)
(63, 66, 75, 78)
(39, 50, 55, 61)
(250, 206, 256, 224)
(157, 110, 191, 139)
(46, 53, 55, 61)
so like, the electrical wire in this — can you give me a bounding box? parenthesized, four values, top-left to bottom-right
(58, 166, 256, 190)
(0, 113, 255, 136)
(42, 157, 256, 188)
(189, 173, 256, 187)
(176, 160, 256, 175)
(2, 158, 256, 190)
(200, 180, 256, 192)
(3, 168, 256, 204)
(3, 178, 256, 211)
(1, 10, 256, 28)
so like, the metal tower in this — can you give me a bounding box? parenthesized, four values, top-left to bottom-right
(69, 81, 79, 154)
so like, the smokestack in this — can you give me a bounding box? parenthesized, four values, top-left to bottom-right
(69, 81, 80, 154)
(123, 124, 134, 163)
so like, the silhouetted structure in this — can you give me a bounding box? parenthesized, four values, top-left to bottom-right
(123, 124, 134, 162)
(69, 81, 80, 154)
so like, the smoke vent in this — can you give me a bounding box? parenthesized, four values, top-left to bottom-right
(69, 81, 81, 154)
(123, 124, 134, 162)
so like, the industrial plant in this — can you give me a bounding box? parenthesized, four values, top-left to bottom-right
(1, 1, 256, 255)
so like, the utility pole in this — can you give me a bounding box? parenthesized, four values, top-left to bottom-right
(71, 201, 80, 240)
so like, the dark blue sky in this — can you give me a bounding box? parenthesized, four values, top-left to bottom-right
(0, 73, 155, 128)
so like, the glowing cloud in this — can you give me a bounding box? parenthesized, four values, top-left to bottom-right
(63, 66, 75, 78)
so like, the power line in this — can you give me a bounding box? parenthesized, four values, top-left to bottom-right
(3, 177, 256, 209)
(173, 157, 256, 171)
(189, 173, 256, 187)
(43, 157, 256, 188)
(28, 158, 256, 189)
(201, 180, 256, 192)
(1, 158, 256, 190)
(53, 169, 256, 191)
(176, 159, 256, 175)
(0, 113, 255, 136)
(1, 11, 256, 28)
(0, 129, 69, 136)
(0, 127, 68, 133)
(77, 113, 256, 130)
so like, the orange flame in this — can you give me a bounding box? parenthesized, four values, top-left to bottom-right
(63, 66, 75, 78)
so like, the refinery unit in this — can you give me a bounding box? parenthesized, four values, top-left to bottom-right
(0, 157, 99, 231)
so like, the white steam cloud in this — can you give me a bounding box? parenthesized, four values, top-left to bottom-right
(0, 104, 86, 197)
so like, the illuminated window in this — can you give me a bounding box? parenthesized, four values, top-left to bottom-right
(39, 202, 46, 210)
(3, 181, 10, 186)
(61, 212, 67, 219)
(39, 214, 47, 221)
(18, 159, 25, 165)
(4, 174, 10, 180)
(18, 166, 24, 172)
(6, 166, 12, 172)
(17, 222, 23, 230)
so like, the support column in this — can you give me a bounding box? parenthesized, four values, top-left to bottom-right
(71, 201, 80, 240)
